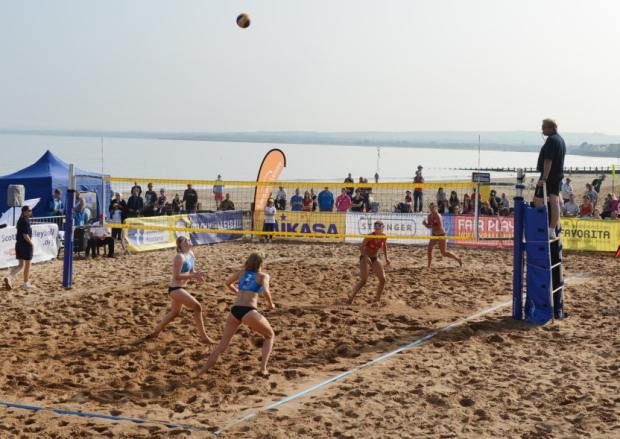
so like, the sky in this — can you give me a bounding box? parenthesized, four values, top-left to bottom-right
(1, 0, 619, 134)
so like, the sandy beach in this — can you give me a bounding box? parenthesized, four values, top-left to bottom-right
(0, 239, 618, 438)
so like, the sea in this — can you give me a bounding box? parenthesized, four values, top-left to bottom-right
(1, 134, 618, 182)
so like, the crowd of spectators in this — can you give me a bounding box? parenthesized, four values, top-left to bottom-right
(40, 171, 619, 233)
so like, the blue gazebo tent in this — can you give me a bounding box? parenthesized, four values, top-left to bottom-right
(0, 150, 112, 218)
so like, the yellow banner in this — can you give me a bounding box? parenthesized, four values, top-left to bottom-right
(124, 215, 189, 253)
(253, 210, 346, 240)
(561, 218, 620, 252)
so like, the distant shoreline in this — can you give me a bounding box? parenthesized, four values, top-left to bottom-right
(1, 129, 619, 159)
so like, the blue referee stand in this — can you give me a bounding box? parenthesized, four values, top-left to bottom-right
(62, 164, 75, 289)
(512, 169, 565, 324)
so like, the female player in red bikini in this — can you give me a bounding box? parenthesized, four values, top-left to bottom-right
(348, 221, 390, 304)
(422, 202, 462, 269)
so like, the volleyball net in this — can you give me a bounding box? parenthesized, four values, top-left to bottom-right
(103, 177, 516, 250)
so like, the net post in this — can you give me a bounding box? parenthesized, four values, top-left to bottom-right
(473, 180, 480, 241)
(512, 168, 526, 320)
(62, 164, 75, 289)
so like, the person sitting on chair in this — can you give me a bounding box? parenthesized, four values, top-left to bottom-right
(86, 217, 115, 258)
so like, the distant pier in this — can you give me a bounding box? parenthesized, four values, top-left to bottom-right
(451, 166, 618, 175)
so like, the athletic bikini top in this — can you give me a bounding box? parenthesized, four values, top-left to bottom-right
(180, 253, 195, 273)
(238, 271, 263, 294)
(428, 214, 440, 227)
(364, 234, 386, 251)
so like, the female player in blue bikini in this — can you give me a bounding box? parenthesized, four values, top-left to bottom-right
(199, 253, 276, 376)
(148, 236, 214, 344)
(348, 220, 390, 304)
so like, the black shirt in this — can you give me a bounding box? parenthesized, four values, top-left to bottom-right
(144, 190, 157, 207)
(536, 133, 566, 180)
(127, 195, 144, 213)
(183, 189, 198, 210)
(16, 216, 32, 246)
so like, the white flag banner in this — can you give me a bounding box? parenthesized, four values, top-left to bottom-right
(0, 223, 58, 269)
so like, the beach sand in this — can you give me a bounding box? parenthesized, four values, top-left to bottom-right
(0, 240, 618, 438)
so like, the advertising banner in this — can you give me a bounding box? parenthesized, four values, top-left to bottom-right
(189, 211, 244, 245)
(125, 211, 245, 253)
(254, 210, 345, 240)
(451, 215, 514, 248)
(561, 218, 620, 252)
(124, 215, 185, 253)
(345, 212, 429, 245)
(0, 223, 58, 268)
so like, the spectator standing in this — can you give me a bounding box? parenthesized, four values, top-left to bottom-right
(436, 187, 448, 214)
(351, 189, 365, 212)
(126, 187, 144, 218)
(48, 188, 65, 217)
(310, 189, 318, 211)
(609, 194, 619, 219)
(290, 189, 304, 211)
(156, 188, 168, 215)
(171, 194, 182, 214)
(413, 166, 424, 212)
(584, 183, 598, 208)
(213, 175, 224, 210)
(336, 188, 352, 212)
(144, 183, 157, 217)
(344, 173, 355, 198)
(534, 118, 566, 239)
(109, 193, 126, 241)
(374, 172, 379, 183)
(218, 194, 235, 211)
(500, 193, 511, 215)
(263, 199, 277, 242)
(275, 186, 287, 210)
(461, 193, 473, 215)
(489, 190, 500, 215)
(562, 193, 579, 217)
(448, 191, 460, 214)
(130, 182, 143, 197)
(3, 206, 34, 290)
(74, 193, 87, 226)
(183, 184, 198, 213)
(302, 191, 314, 212)
(318, 187, 334, 212)
(592, 174, 605, 193)
(561, 177, 573, 204)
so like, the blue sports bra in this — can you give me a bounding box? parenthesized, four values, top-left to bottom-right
(180, 253, 195, 273)
(238, 271, 263, 294)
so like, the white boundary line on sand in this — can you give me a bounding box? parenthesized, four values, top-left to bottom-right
(214, 299, 512, 436)
(0, 300, 512, 436)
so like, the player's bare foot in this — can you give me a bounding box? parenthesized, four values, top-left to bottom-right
(197, 363, 210, 376)
(144, 331, 159, 340)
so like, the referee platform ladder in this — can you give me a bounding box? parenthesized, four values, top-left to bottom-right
(513, 174, 566, 325)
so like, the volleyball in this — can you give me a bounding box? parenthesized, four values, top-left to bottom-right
(236, 13, 250, 29)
